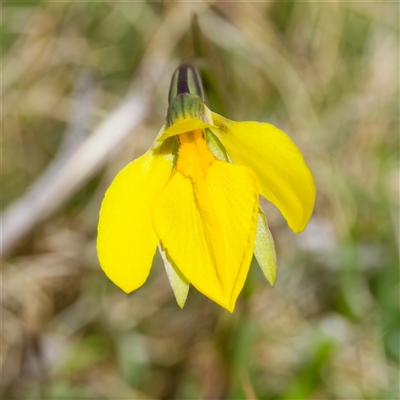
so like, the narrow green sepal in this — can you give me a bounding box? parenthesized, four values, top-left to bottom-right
(205, 128, 230, 162)
(158, 244, 190, 308)
(254, 208, 277, 286)
(168, 64, 205, 103)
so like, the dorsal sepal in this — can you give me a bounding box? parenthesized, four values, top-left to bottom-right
(168, 64, 205, 103)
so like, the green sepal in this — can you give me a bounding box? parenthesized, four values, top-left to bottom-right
(166, 93, 211, 129)
(254, 208, 277, 286)
(205, 128, 230, 162)
(158, 244, 190, 308)
(168, 64, 205, 103)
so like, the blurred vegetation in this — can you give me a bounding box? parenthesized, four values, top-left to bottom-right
(2, 1, 399, 399)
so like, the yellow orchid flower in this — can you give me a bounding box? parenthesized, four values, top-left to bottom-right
(97, 63, 315, 312)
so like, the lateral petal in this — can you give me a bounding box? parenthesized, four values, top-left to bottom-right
(97, 140, 173, 293)
(152, 160, 259, 312)
(212, 113, 315, 233)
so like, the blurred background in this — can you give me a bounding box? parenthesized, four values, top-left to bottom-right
(2, 1, 399, 399)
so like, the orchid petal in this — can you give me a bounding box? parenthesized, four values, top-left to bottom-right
(97, 136, 173, 293)
(152, 158, 258, 312)
(212, 113, 315, 233)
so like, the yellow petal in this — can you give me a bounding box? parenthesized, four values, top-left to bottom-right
(158, 118, 213, 142)
(212, 113, 315, 233)
(158, 244, 189, 308)
(97, 137, 173, 293)
(152, 158, 259, 312)
(254, 208, 277, 286)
